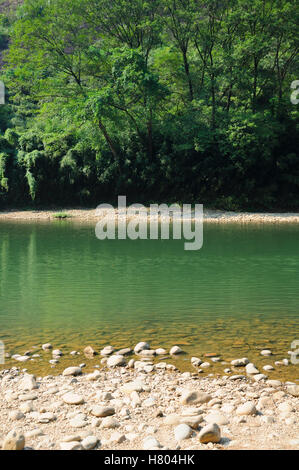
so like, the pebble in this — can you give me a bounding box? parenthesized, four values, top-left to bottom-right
(236, 402, 257, 416)
(181, 390, 211, 405)
(107, 355, 126, 367)
(2, 431, 25, 450)
(198, 423, 221, 444)
(245, 363, 260, 375)
(260, 350, 272, 356)
(62, 367, 82, 377)
(60, 441, 83, 450)
(90, 406, 115, 417)
(170, 346, 183, 355)
(204, 413, 229, 425)
(100, 417, 120, 429)
(81, 435, 99, 450)
(134, 342, 150, 354)
(143, 436, 161, 450)
(101, 345, 115, 356)
(63, 392, 84, 405)
(174, 424, 192, 441)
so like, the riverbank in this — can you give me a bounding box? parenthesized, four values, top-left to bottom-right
(1, 342, 298, 450)
(1, 208, 299, 223)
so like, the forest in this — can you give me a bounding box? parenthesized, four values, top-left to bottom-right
(0, 0, 298, 210)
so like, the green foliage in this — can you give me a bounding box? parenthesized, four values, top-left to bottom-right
(0, 0, 298, 210)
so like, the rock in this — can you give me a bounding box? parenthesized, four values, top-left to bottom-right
(63, 392, 84, 405)
(69, 414, 87, 428)
(180, 415, 203, 429)
(263, 365, 274, 371)
(170, 345, 183, 355)
(91, 406, 115, 417)
(84, 346, 97, 357)
(278, 402, 294, 413)
(229, 375, 246, 380)
(86, 370, 101, 381)
(287, 385, 299, 397)
(204, 413, 229, 425)
(143, 437, 161, 450)
(25, 428, 44, 438)
(101, 417, 120, 429)
(181, 390, 211, 405)
(200, 362, 210, 368)
(82, 435, 98, 450)
(20, 402, 34, 414)
(245, 363, 260, 374)
(128, 359, 135, 368)
(60, 441, 83, 450)
(134, 342, 150, 354)
(174, 424, 192, 441)
(37, 412, 56, 423)
(253, 373, 267, 382)
(231, 358, 249, 367)
(61, 435, 81, 443)
(62, 366, 82, 377)
(52, 349, 63, 357)
(138, 349, 156, 357)
(9, 410, 25, 421)
(42, 343, 52, 350)
(19, 374, 37, 391)
(15, 356, 30, 362)
(2, 431, 25, 450)
(156, 348, 167, 355)
(122, 381, 144, 393)
(110, 432, 126, 444)
(267, 380, 282, 388)
(198, 423, 221, 444)
(164, 414, 181, 426)
(100, 346, 115, 356)
(191, 357, 202, 366)
(260, 350, 272, 356)
(106, 354, 126, 367)
(116, 348, 132, 356)
(236, 402, 257, 416)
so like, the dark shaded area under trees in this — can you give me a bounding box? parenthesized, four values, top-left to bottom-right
(0, 0, 298, 210)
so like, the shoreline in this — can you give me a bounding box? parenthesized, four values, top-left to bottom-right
(0, 208, 299, 223)
(1, 341, 298, 450)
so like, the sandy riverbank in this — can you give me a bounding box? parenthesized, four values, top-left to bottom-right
(0, 208, 299, 223)
(1, 342, 298, 451)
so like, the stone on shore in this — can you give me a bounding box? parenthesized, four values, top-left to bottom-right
(287, 385, 299, 397)
(100, 346, 115, 356)
(62, 392, 84, 405)
(134, 342, 150, 354)
(236, 402, 257, 416)
(82, 435, 99, 450)
(100, 417, 120, 429)
(198, 423, 221, 444)
(19, 374, 37, 391)
(62, 366, 82, 377)
(107, 355, 126, 367)
(90, 406, 115, 417)
(84, 346, 97, 357)
(181, 390, 211, 405)
(245, 363, 260, 374)
(260, 350, 272, 356)
(2, 431, 25, 450)
(170, 345, 183, 355)
(231, 358, 249, 367)
(174, 423, 192, 441)
(60, 441, 83, 450)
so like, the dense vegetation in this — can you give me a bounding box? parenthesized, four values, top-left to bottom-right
(0, 0, 298, 209)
